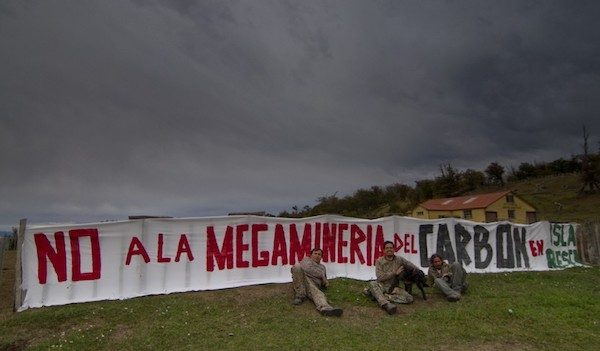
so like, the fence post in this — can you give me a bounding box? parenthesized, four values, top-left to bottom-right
(593, 221, 600, 265)
(576, 220, 600, 266)
(13, 218, 26, 312)
(0, 237, 7, 290)
(576, 223, 586, 264)
(583, 222, 592, 264)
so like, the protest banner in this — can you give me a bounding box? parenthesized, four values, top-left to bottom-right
(17, 215, 582, 311)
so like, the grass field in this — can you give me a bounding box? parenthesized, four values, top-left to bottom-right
(1, 250, 599, 350)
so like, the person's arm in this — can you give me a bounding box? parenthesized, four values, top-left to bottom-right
(321, 266, 329, 288)
(441, 263, 452, 278)
(300, 259, 325, 282)
(299, 258, 311, 272)
(426, 266, 435, 287)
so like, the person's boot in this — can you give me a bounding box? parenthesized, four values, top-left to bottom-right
(382, 302, 397, 315)
(320, 307, 343, 317)
(447, 292, 461, 302)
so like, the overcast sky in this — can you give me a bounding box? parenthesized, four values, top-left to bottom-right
(1, 0, 599, 230)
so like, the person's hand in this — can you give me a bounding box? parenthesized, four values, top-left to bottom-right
(395, 266, 405, 275)
(322, 278, 329, 288)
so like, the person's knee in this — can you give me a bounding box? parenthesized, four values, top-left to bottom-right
(450, 262, 462, 271)
(402, 291, 414, 304)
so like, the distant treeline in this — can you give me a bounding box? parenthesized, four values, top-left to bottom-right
(279, 154, 599, 219)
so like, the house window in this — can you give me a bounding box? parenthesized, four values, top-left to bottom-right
(417, 211, 424, 216)
(463, 210, 472, 220)
(485, 211, 498, 222)
(506, 195, 514, 203)
(508, 209, 515, 220)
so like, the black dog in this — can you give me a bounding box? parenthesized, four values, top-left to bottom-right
(401, 267, 429, 300)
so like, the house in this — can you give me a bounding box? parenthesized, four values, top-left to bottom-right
(411, 190, 537, 224)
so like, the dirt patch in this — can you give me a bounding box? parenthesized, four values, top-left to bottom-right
(110, 324, 133, 341)
(342, 305, 385, 319)
(180, 282, 291, 307)
(0, 339, 28, 351)
(446, 341, 535, 351)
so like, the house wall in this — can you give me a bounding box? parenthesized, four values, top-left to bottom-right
(471, 208, 487, 222)
(411, 205, 429, 219)
(485, 195, 536, 223)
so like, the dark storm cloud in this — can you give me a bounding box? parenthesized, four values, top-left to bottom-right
(1, 0, 599, 229)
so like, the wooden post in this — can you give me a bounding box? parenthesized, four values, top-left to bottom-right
(14, 218, 26, 312)
(584, 223, 591, 264)
(578, 222, 590, 265)
(0, 237, 7, 289)
(593, 221, 600, 265)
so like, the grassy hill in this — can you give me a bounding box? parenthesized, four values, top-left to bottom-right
(369, 173, 600, 223)
(501, 173, 600, 223)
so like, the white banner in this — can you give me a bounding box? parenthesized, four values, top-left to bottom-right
(19, 215, 583, 310)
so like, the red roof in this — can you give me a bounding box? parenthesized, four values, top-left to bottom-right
(419, 191, 513, 211)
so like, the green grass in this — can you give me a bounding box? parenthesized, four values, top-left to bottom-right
(1, 264, 599, 350)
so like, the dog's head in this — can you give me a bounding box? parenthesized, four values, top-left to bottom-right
(403, 268, 429, 287)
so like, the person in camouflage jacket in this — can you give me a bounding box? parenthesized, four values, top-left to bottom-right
(426, 253, 468, 302)
(364, 241, 415, 315)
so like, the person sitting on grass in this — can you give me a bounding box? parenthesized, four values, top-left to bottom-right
(291, 248, 343, 317)
(363, 241, 415, 315)
(426, 253, 469, 302)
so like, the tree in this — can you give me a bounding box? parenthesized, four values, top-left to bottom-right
(383, 183, 411, 203)
(434, 163, 462, 197)
(485, 162, 505, 186)
(311, 193, 340, 215)
(514, 162, 538, 180)
(461, 169, 486, 192)
(579, 125, 600, 193)
(353, 186, 384, 212)
(414, 179, 435, 202)
(549, 157, 580, 174)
